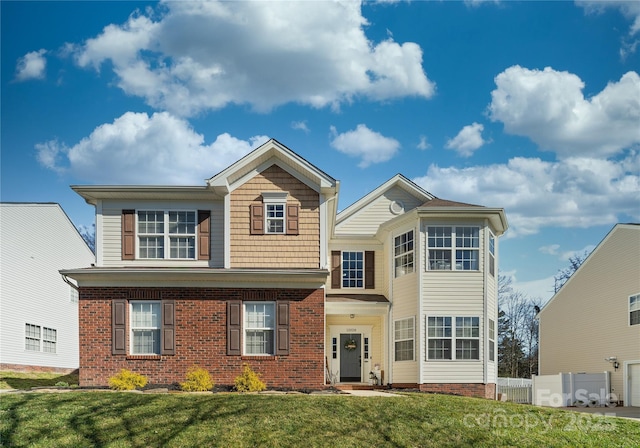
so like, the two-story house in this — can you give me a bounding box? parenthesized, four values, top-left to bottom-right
(62, 139, 507, 396)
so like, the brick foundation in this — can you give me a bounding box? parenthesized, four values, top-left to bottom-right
(79, 287, 325, 390)
(0, 363, 79, 375)
(417, 382, 496, 399)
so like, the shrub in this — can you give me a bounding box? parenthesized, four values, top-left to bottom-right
(108, 369, 148, 391)
(234, 364, 266, 392)
(180, 366, 214, 392)
(54, 381, 69, 387)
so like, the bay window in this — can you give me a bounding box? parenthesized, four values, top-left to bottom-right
(427, 316, 480, 360)
(427, 226, 480, 271)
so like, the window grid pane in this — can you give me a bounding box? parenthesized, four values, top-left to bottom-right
(168, 211, 195, 235)
(456, 250, 479, 271)
(170, 237, 195, 259)
(139, 236, 164, 259)
(428, 339, 451, 360)
(342, 252, 364, 288)
(394, 231, 414, 277)
(456, 227, 479, 248)
(132, 329, 160, 354)
(266, 204, 285, 234)
(138, 211, 164, 234)
(631, 294, 640, 326)
(456, 339, 479, 360)
(244, 303, 275, 355)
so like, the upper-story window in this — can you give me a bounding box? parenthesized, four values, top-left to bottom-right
(266, 204, 285, 233)
(138, 210, 196, 259)
(394, 230, 414, 277)
(489, 232, 496, 277)
(630, 294, 640, 326)
(427, 226, 479, 271)
(342, 251, 364, 288)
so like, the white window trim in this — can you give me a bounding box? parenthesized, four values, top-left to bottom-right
(130, 301, 161, 355)
(427, 226, 480, 271)
(137, 209, 197, 260)
(243, 301, 276, 356)
(630, 293, 640, 326)
(262, 192, 288, 235)
(488, 231, 496, 277)
(394, 316, 415, 362)
(342, 251, 365, 289)
(426, 316, 481, 361)
(394, 230, 415, 278)
(488, 318, 496, 362)
(25, 323, 57, 353)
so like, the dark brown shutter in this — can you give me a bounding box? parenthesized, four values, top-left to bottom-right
(276, 301, 290, 355)
(161, 300, 175, 355)
(331, 251, 341, 289)
(227, 300, 242, 355)
(122, 210, 135, 260)
(286, 204, 299, 235)
(112, 299, 127, 355)
(250, 204, 264, 235)
(197, 210, 211, 260)
(365, 251, 375, 290)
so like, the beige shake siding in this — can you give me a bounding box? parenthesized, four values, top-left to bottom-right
(230, 165, 320, 268)
(99, 200, 224, 268)
(538, 224, 640, 403)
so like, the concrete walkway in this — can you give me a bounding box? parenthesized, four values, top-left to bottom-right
(341, 389, 404, 397)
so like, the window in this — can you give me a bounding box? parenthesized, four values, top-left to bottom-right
(342, 251, 364, 288)
(427, 226, 480, 271)
(244, 302, 275, 355)
(266, 204, 285, 234)
(25, 324, 56, 353)
(631, 294, 640, 326)
(394, 230, 414, 277)
(427, 316, 480, 360)
(130, 301, 161, 355)
(70, 286, 79, 303)
(489, 233, 496, 277)
(488, 318, 495, 362)
(138, 210, 196, 259)
(394, 317, 415, 361)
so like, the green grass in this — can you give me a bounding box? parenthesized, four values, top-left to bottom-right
(0, 372, 78, 390)
(0, 392, 638, 447)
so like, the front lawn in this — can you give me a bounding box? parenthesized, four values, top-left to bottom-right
(0, 371, 79, 390)
(1, 392, 637, 447)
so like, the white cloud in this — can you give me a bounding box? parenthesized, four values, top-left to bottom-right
(489, 66, 640, 158)
(417, 135, 430, 150)
(291, 121, 310, 133)
(330, 124, 400, 168)
(559, 245, 595, 262)
(539, 244, 560, 256)
(576, 1, 640, 35)
(445, 122, 486, 157)
(70, 1, 435, 116)
(15, 49, 47, 81)
(35, 111, 268, 184)
(413, 153, 640, 237)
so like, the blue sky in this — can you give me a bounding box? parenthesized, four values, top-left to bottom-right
(2, 0, 639, 302)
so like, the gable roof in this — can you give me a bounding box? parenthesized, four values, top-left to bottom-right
(207, 138, 338, 196)
(336, 174, 435, 225)
(421, 197, 482, 208)
(538, 223, 640, 316)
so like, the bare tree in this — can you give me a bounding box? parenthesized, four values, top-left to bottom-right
(553, 251, 588, 293)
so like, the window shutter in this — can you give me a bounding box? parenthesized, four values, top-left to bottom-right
(227, 300, 242, 355)
(112, 299, 127, 355)
(276, 301, 290, 355)
(122, 210, 135, 260)
(365, 251, 375, 289)
(250, 204, 264, 235)
(161, 300, 176, 355)
(331, 251, 341, 289)
(286, 204, 299, 235)
(197, 210, 211, 260)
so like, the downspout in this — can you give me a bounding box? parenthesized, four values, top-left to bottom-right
(482, 222, 490, 397)
(61, 274, 79, 291)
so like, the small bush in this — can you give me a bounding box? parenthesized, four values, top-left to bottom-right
(108, 369, 148, 391)
(234, 364, 266, 392)
(54, 381, 69, 387)
(180, 366, 214, 392)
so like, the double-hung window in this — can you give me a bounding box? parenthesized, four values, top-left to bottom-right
(488, 318, 496, 362)
(25, 324, 57, 353)
(130, 301, 161, 355)
(138, 210, 196, 259)
(342, 251, 364, 288)
(244, 302, 275, 355)
(394, 230, 414, 277)
(631, 294, 640, 326)
(427, 226, 480, 271)
(266, 204, 285, 233)
(489, 232, 496, 277)
(394, 317, 415, 361)
(427, 316, 480, 360)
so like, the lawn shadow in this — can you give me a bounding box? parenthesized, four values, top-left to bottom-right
(1, 372, 79, 390)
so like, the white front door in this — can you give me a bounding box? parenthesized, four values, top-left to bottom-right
(630, 363, 640, 407)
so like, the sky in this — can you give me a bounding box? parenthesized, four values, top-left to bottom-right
(2, 0, 639, 304)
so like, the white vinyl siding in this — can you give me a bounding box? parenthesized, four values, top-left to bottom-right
(1, 204, 94, 370)
(100, 201, 223, 267)
(391, 266, 419, 383)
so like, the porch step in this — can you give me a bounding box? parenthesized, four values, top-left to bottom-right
(334, 383, 386, 391)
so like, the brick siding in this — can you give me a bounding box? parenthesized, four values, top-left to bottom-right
(79, 287, 325, 389)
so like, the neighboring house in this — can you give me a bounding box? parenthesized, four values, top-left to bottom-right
(537, 224, 640, 407)
(62, 139, 507, 396)
(0, 203, 95, 372)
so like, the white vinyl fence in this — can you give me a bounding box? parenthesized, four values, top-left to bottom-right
(497, 378, 533, 404)
(532, 372, 614, 407)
